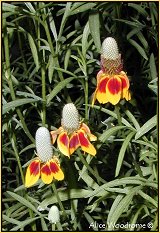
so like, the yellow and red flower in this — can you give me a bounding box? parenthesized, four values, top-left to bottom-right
(50, 103, 97, 157)
(25, 127, 64, 188)
(92, 37, 131, 106)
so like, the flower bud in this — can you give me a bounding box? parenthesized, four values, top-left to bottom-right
(48, 205, 60, 224)
(35, 127, 53, 162)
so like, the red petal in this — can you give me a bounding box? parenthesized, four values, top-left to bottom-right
(29, 160, 40, 175)
(50, 159, 64, 180)
(98, 77, 108, 93)
(69, 133, 80, 155)
(78, 130, 96, 156)
(50, 160, 59, 173)
(41, 164, 52, 175)
(106, 76, 122, 105)
(41, 163, 53, 184)
(107, 77, 122, 95)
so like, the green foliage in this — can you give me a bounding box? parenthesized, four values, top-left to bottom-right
(2, 2, 158, 231)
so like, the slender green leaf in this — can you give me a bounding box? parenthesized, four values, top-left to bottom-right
(47, 77, 75, 104)
(71, 3, 96, 15)
(48, 54, 54, 84)
(82, 22, 90, 57)
(89, 12, 101, 52)
(49, 14, 57, 41)
(115, 131, 135, 177)
(138, 190, 158, 208)
(40, 217, 48, 231)
(10, 217, 40, 231)
(86, 176, 157, 198)
(128, 38, 148, 60)
(128, 3, 148, 17)
(3, 98, 39, 115)
(107, 186, 141, 230)
(2, 3, 17, 12)
(137, 31, 148, 50)
(125, 110, 140, 130)
(149, 53, 157, 80)
(87, 104, 135, 130)
(7, 191, 41, 216)
(99, 126, 126, 144)
(135, 115, 157, 140)
(24, 2, 36, 13)
(127, 27, 142, 40)
(3, 214, 20, 225)
(28, 33, 39, 71)
(64, 49, 71, 70)
(39, 189, 91, 209)
(107, 194, 123, 224)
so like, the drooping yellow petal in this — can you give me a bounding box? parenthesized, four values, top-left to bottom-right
(81, 123, 91, 133)
(25, 159, 40, 188)
(69, 132, 80, 155)
(119, 72, 130, 99)
(41, 162, 53, 184)
(50, 159, 64, 180)
(50, 131, 58, 144)
(78, 129, 96, 156)
(57, 132, 70, 157)
(106, 76, 122, 105)
(80, 123, 97, 141)
(91, 88, 98, 107)
(96, 76, 110, 104)
(124, 90, 131, 101)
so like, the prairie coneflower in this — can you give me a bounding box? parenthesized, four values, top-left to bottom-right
(25, 127, 64, 188)
(92, 37, 131, 106)
(50, 103, 97, 157)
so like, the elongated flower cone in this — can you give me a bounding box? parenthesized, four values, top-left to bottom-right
(92, 37, 131, 106)
(61, 103, 80, 134)
(101, 37, 123, 75)
(35, 127, 53, 162)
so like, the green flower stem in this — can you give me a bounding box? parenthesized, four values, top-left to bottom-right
(115, 104, 122, 126)
(16, 20, 28, 74)
(64, 157, 77, 189)
(77, 150, 106, 184)
(51, 183, 68, 219)
(41, 64, 46, 126)
(85, 78, 89, 121)
(3, 17, 34, 143)
(11, 133, 25, 185)
(51, 224, 55, 231)
(42, 18, 64, 82)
